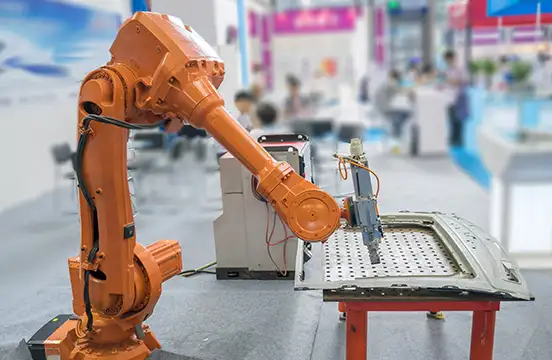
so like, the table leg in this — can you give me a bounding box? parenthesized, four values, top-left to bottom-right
(346, 309, 367, 360)
(470, 310, 496, 360)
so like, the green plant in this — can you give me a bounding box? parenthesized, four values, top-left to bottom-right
(469, 60, 482, 75)
(510, 61, 532, 83)
(481, 59, 497, 77)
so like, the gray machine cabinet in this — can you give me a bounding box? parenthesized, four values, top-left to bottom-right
(214, 136, 312, 280)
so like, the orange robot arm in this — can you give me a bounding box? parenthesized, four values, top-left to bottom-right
(59, 12, 340, 359)
(101, 12, 341, 241)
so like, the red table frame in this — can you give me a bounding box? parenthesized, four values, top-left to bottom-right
(338, 301, 500, 360)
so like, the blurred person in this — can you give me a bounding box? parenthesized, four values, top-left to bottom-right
(496, 55, 512, 91)
(359, 74, 370, 103)
(374, 69, 413, 153)
(404, 60, 421, 85)
(233, 90, 255, 131)
(311, 70, 329, 105)
(283, 74, 310, 120)
(249, 102, 291, 141)
(533, 50, 552, 97)
(417, 64, 437, 85)
(251, 82, 264, 103)
(443, 49, 469, 147)
(249, 82, 264, 128)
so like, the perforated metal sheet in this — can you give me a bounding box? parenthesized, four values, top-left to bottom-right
(296, 213, 533, 301)
(323, 227, 460, 282)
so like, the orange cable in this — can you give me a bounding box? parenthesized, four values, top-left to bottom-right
(336, 155, 381, 214)
(265, 203, 288, 276)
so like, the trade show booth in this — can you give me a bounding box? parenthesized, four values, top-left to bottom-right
(479, 126, 552, 269)
(270, 6, 368, 101)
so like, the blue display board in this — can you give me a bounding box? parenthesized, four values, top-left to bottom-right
(0, 0, 121, 94)
(487, 0, 552, 17)
(132, 0, 151, 12)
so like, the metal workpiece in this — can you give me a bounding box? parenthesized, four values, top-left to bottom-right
(295, 212, 533, 302)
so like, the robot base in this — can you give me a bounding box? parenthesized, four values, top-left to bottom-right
(216, 267, 295, 280)
(26, 315, 160, 360)
(19, 341, 199, 360)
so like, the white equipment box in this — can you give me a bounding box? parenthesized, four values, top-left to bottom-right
(214, 134, 313, 279)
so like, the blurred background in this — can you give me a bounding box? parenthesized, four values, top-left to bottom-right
(1, 0, 550, 264)
(1, 0, 552, 358)
(0, 1, 551, 266)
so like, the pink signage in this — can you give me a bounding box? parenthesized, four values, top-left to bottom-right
(273, 7, 357, 34)
(375, 7, 385, 65)
(248, 11, 258, 37)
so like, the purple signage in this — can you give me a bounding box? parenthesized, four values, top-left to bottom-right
(472, 28, 501, 46)
(249, 11, 258, 37)
(511, 26, 544, 44)
(261, 15, 273, 90)
(375, 7, 385, 64)
(273, 7, 358, 34)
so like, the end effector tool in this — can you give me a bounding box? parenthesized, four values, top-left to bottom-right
(338, 139, 383, 264)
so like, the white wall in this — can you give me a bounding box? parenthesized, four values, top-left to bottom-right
(152, 0, 218, 45)
(351, 15, 369, 85)
(0, 89, 78, 213)
(216, 45, 243, 112)
(214, 0, 239, 46)
(271, 32, 360, 99)
(153, 0, 262, 49)
(0, 1, 130, 213)
(153, 0, 271, 91)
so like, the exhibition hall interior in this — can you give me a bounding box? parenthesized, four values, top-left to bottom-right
(1, 0, 552, 359)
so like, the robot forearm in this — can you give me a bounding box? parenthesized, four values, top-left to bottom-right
(181, 91, 340, 242)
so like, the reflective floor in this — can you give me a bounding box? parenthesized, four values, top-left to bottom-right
(0, 146, 550, 360)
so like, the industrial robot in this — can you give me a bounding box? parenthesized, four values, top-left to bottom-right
(212, 136, 386, 278)
(25, 12, 341, 360)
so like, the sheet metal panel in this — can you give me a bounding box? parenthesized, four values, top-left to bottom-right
(295, 212, 533, 301)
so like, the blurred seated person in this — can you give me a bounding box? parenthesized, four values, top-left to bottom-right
(233, 90, 255, 131)
(283, 74, 310, 120)
(249, 83, 264, 128)
(404, 60, 421, 86)
(417, 64, 437, 85)
(374, 70, 413, 153)
(251, 82, 264, 103)
(250, 102, 291, 141)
